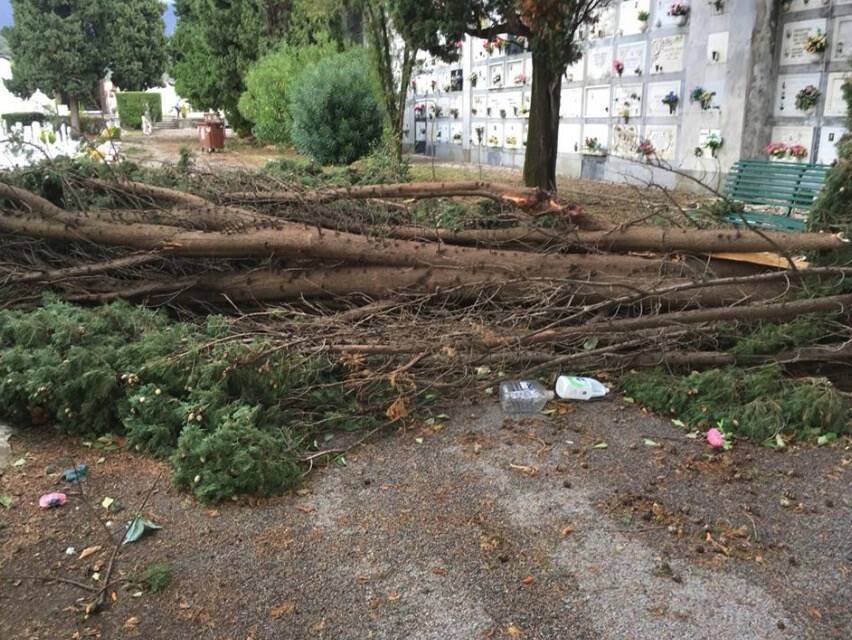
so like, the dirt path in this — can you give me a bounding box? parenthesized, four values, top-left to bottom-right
(1, 398, 849, 639)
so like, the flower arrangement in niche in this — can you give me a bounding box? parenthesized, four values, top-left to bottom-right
(662, 91, 680, 114)
(620, 103, 631, 123)
(506, 135, 517, 146)
(433, 105, 443, 118)
(613, 59, 624, 77)
(514, 72, 527, 85)
(637, 139, 655, 158)
(703, 132, 723, 157)
(708, 0, 724, 12)
(499, 108, 507, 118)
(638, 10, 650, 29)
(765, 142, 789, 159)
(475, 126, 485, 144)
(492, 73, 502, 87)
(413, 104, 425, 118)
(794, 85, 820, 111)
(690, 87, 716, 110)
(452, 132, 462, 142)
(668, 2, 690, 24)
(469, 72, 478, 88)
(584, 136, 602, 152)
(449, 108, 459, 119)
(803, 30, 827, 55)
(487, 135, 499, 146)
(789, 144, 808, 160)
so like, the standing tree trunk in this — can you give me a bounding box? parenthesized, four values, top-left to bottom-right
(68, 94, 81, 134)
(522, 48, 563, 192)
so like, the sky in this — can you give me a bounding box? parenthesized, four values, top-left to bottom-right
(0, 1, 177, 35)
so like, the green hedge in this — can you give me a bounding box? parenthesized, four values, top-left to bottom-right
(1, 112, 48, 126)
(116, 92, 163, 129)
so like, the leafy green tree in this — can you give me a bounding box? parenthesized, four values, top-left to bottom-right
(4, 0, 167, 132)
(288, 49, 383, 164)
(389, 0, 611, 191)
(169, 0, 297, 136)
(238, 38, 337, 145)
(5, 0, 107, 132)
(106, 0, 168, 90)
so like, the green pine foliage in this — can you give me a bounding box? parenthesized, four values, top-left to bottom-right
(288, 49, 383, 165)
(623, 365, 849, 443)
(0, 300, 390, 502)
(238, 39, 338, 145)
(116, 92, 163, 129)
(728, 316, 830, 357)
(104, 0, 167, 91)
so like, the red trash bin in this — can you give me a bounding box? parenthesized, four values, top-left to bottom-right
(198, 112, 225, 152)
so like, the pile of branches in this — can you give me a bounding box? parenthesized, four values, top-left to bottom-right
(1, 166, 851, 391)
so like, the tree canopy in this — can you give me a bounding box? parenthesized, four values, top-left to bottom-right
(106, 0, 168, 90)
(4, 0, 167, 129)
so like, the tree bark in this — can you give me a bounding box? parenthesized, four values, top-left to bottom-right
(523, 293, 852, 346)
(68, 95, 81, 134)
(522, 48, 562, 191)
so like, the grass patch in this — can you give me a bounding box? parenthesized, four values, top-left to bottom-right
(134, 562, 173, 593)
(0, 299, 391, 502)
(623, 365, 849, 443)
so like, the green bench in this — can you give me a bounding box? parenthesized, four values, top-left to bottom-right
(722, 160, 831, 232)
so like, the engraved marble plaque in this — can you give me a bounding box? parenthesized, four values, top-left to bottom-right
(558, 123, 582, 154)
(560, 87, 584, 118)
(487, 122, 504, 147)
(826, 72, 852, 116)
(583, 123, 610, 150)
(618, 0, 651, 37)
(650, 35, 685, 75)
(489, 64, 504, 89)
(644, 125, 678, 160)
(817, 127, 846, 164)
(611, 124, 639, 157)
(471, 95, 486, 117)
(782, 0, 830, 12)
(770, 125, 814, 160)
(617, 42, 647, 77)
(472, 37, 489, 61)
(504, 91, 523, 116)
(647, 81, 681, 117)
(613, 85, 644, 120)
(592, 6, 617, 39)
(587, 47, 614, 80)
(564, 57, 585, 83)
(504, 122, 523, 148)
(781, 19, 827, 65)
(707, 32, 728, 65)
(774, 74, 822, 117)
(832, 16, 852, 61)
(585, 86, 612, 118)
(508, 61, 525, 86)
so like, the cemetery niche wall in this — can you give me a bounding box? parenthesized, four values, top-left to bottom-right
(404, 0, 852, 189)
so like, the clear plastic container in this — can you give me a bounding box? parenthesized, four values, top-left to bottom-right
(499, 380, 554, 415)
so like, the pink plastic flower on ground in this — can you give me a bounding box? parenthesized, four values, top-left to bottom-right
(39, 492, 67, 508)
(706, 428, 725, 449)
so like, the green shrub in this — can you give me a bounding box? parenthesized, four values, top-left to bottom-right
(354, 128, 411, 185)
(1, 112, 48, 126)
(0, 300, 390, 502)
(238, 39, 337, 145)
(289, 48, 383, 165)
(623, 365, 850, 442)
(116, 92, 163, 129)
(79, 115, 108, 136)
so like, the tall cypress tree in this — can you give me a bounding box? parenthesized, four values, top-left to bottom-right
(107, 0, 168, 90)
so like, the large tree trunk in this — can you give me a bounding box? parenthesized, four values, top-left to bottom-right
(68, 94, 81, 134)
(523, 48, 562, 192)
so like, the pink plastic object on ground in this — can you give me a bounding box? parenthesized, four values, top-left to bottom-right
(706, 428, 725, 449)
(39, 492, 67, 508)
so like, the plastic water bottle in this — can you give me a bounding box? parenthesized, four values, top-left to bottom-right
(554, 375, 609, 401)
(499, 380, 555, 415)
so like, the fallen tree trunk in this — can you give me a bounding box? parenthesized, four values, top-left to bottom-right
(0, 208, 669, 277)
(381, 224, 849, 253)
(523, 293, 852, 346)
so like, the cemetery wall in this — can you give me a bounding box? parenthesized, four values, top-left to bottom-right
(405, 0, 852, 190)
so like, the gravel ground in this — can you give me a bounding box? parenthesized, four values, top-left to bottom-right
(0, 397, 849, 639)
